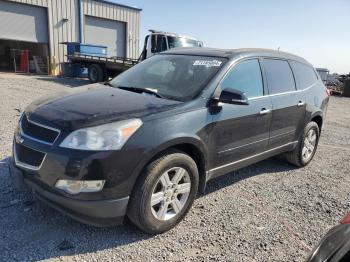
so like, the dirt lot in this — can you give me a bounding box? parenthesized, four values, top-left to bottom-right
(0, 73, 350, 262)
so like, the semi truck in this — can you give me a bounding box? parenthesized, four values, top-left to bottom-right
(67, 30, 203, 83)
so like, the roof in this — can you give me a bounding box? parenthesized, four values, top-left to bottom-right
(163, 47, 310, 65)
(97, 0, 142, 11)
(316, 68, 329, 72)
(148, 30, 199, 41)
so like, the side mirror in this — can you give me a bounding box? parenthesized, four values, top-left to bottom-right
(216, 88, 249, 105)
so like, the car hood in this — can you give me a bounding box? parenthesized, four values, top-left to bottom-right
(25, 84, 182, 131)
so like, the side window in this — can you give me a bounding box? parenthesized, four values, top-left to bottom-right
(156, 36, 167, 52)
(151, 35, 156, 53)
(151, 35, 167, 53)
(289, 61, 318, 89)
(263, 59, 296, 94)
(220, 59, 264, 98)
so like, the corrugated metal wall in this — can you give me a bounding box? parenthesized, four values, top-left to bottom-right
(6, 0, 47, 7)
(5, 0, 141, 73)
(82, 0, 140, 59)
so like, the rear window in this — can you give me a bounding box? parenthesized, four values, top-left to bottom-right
(290, 61, 318, 89)
(263, 59, 296, 94)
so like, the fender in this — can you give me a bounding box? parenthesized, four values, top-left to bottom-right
(128, 135, 210, 196)
(141, 135, 208, 174)
(149, 136, 209, 160)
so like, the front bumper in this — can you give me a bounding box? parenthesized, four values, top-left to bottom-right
(10, 161, 129, 227)
(12, 131, 145, 201)
(10, 114, 153, 226)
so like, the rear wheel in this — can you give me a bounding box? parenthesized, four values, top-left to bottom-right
(88, 64, 104, 83)
(127, 151, 199, 234)
(285, 121, 320, 167)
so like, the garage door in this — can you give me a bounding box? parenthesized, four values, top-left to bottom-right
(84, 16, 126, 58)
(0, 1, 48, 43)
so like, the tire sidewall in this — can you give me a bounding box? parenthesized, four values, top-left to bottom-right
(139, 153, 199, 233)
(88, 64, 103, 83)
(88, 66, 97, 83)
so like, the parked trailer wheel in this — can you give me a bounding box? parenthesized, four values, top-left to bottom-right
(88, 64, 104, 83)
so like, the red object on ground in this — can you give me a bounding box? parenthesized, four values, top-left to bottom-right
(340, 212, 350, 224)
(326, 88, 331, 97)
(19, 49, 29, 72)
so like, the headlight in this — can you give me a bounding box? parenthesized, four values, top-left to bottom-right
(60, 119, 142, 150)
(55, 179, 105, 194)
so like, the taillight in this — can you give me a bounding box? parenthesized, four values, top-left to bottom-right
(326, 88, 331, 96)
(340, 212, 350, 224)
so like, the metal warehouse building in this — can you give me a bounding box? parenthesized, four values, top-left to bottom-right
(0, 0, 141, 75)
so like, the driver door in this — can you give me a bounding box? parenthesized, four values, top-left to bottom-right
(210, 58, 272, 175)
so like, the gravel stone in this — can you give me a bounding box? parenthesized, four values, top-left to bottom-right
(0, 73, 349, 261)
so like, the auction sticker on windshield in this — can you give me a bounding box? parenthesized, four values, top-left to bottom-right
(193, 60, 222, 67)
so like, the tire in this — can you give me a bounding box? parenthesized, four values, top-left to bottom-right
(285, 121, 320, 167)
(88, 64, 104, 83)
(127, 150, 199, 234)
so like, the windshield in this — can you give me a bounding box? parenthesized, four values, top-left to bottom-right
(167, 36, 203, 48)
(110, 55, 226, 101)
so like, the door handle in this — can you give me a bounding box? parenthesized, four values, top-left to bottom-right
(297, 101, 305, 107)
(259, 108, 271, 115)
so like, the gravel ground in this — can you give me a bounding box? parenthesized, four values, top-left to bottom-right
(0, 73, 350, 262)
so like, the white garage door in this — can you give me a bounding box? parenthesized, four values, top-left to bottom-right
(84, 16, 126, 58)
(0, 1, 48, 43)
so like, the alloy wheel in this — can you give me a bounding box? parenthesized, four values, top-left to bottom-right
(302, 129, 317, 162)
(150, 167, 191, 221)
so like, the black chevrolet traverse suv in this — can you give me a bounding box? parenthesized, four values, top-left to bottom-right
(10, 48, 329, 234)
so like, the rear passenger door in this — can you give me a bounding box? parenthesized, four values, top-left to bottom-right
(262, 59, 306, 148)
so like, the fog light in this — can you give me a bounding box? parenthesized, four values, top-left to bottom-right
(55, 180, 105, 194)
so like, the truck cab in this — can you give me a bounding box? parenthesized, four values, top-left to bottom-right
(139, 30, 203, 61)
(67, 30, 203, 83)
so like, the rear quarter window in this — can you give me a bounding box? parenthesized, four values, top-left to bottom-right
(289, 61, 318, 90)
(263, 59, 296, 94)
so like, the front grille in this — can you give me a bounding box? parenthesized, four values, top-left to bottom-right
(21, 115, 59, 144)
(15, 143, 45, 168)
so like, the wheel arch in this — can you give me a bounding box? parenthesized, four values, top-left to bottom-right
(131, 137, 209, 198)
(310, 113, 323, 132)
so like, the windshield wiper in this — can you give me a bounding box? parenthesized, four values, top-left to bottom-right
(117, 86, 166, 99)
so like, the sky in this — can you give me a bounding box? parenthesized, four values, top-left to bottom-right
(115, 0, 349, 74)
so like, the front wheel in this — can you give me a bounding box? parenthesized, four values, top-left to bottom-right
(127, 151, 199, 234)
(285, 121, 320, 167)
